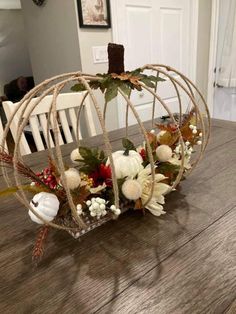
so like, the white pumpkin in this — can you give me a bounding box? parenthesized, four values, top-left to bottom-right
(107, 150, 143, 179)
(28, 192, 60, 224)
(70, 148, 84, 165)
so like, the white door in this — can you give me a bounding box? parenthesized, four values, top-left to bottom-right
(111, 0, 198, 127)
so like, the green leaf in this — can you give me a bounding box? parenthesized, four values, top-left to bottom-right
(105, 84, 118, 103)
(122, 138, 136, 152)
(133, 84, 142, 91)
(119, 82, 131, 96)
(89, 81, 102, 90)
(78, 146, 106, 173)
(148, 75, 165, 82)
(140, 77, 156, 88)
(131, 68, 142, 76)
(157, 162, 180, 175)
(99, 150, 106, 162)
(78, 147, 92, 159)
(71, 83, 86, 92)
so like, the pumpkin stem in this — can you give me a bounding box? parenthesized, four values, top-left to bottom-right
(123, 148, 130, 156)
(107, 43, 125, 74)
(32, 200, 39, 207)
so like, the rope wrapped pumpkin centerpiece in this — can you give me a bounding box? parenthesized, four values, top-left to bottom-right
(0, 43, 210, 262)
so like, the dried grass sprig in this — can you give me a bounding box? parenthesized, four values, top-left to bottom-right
(0, 150, 67, 202)
(0, 150, 45, 186)
(32, 225, 49, 264)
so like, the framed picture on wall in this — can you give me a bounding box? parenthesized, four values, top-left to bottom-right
(77, 0, 111, 28)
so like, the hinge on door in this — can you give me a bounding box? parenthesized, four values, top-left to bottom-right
(213, 81, 216, 87)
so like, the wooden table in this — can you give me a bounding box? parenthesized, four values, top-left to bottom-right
(0, 119, 236, 314)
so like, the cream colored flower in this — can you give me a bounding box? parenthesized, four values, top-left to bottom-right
(137, 166, 170, 216)
(169, 154, 192, 170)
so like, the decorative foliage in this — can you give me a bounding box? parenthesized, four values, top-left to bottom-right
(0, 150, 49, 189)
(71, 68, 165, 103)
(32, 226, 49, 263)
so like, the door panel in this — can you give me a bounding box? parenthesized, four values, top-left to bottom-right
(112, 0, 196, 127)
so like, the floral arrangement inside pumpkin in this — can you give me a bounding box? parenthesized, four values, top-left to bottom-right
(0, 109, 202, 261)
(0, 44, 209, 263)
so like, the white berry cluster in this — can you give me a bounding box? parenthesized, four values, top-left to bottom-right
(86, 197, 107, 219)
(189, 124, 198, 134)
(110, 205, 121, 216)
(76, 198, 121, 219)
(197, 132, 202, 146)
(76, 204, 83, 215)
(174, 141, 193, 157)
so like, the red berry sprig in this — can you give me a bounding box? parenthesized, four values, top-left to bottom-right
(35, 166, 60, 190)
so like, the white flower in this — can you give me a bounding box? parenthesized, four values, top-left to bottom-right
(174, 146, 180, 154)
(169, 154, 192, 170)
(199, 132, 202, 137)
(197, 140, 202, 145)
(63, 168, 81, 190)
(70, 148, 84, 165)
(192, 129, 198, 134)
(137, 166, 170, 216)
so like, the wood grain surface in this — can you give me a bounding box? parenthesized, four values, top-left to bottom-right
(0, 119, 235, 314)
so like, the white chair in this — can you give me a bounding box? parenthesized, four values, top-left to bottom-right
(3, 92, 97, 155)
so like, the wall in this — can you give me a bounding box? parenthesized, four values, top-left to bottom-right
(77, 19, 118, 132)
(21, 0, 118, 132)
(21, 0, 82, 84)
(0, 9, 32, 95)
(0, 0, 21, 9)
(196, 0, 212, 99)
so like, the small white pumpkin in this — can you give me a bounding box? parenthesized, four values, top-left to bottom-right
(107, 150, 143, 179)
(156, 145, 173, 162)
(28, 192, 60, 224)
(70, 148, 84, 165)
(122, 179, 142, 200)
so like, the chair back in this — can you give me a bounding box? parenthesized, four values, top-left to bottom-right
(3, 92, 96, 155)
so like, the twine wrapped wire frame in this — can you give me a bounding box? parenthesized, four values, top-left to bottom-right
(0, 63, 210, 234)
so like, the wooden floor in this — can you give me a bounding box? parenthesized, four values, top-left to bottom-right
(0, 119, 235, 314)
